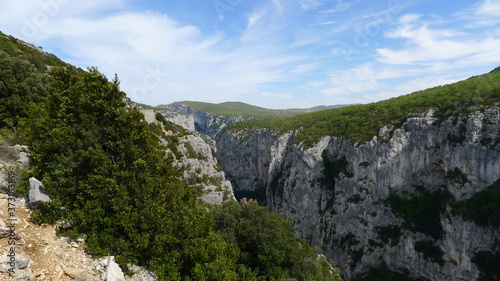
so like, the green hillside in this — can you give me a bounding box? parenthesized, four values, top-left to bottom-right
(159, 101, 350, 119)
(229, 68, 500, 146)
(0, 31, 70, 70)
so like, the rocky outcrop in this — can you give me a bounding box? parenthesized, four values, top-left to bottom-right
(217, 107, 500, 280)
(161, 102, 253, 139)
(12, 145, 29, 166)
(106, 256, 126, 281)
(28, 177, 50, 209)
(140, 108, 235, 204)
(141, 108, 196, 132)
(160, 110, 196, 132)
(167, 133, 236, 205)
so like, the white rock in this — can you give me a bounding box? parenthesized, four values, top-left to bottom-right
(106, 256, 126, 281)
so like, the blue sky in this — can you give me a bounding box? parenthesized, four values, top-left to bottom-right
(0, 0, 499, 108)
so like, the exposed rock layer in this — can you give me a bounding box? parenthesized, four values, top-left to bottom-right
(216, 108, 500, 280)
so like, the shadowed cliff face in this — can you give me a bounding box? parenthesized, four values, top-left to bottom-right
(216, 108, 500, 280)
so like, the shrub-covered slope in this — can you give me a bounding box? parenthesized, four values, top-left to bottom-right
(229, 69, 500, 146)
(160, 101, 346, 119)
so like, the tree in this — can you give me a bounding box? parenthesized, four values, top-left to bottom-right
(20, 67, 230, 279)
(212, 200, 342, 281)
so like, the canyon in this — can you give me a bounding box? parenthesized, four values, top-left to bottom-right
(167, 103, 500, 280)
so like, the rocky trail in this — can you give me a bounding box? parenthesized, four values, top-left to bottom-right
(0, 146, 155, 281)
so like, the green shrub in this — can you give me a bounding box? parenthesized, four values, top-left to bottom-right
(386, 189, 446, 239)
(211, 200, 342, 281)
(451, 180, 500, 227)
(375, 225, 402, 247)
(354, 262, 415, 281)
(472, 250, 500, 281)
(414, 240, 444, 266)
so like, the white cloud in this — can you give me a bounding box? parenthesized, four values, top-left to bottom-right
(300, 0, 325, 10)
(272, 0, 285, 18)
(319, 20, 337, 25)
(320, 0, 360, 13)
(377, 14, 500, 66)
(290, 62, 322, 75)
(476, 0, 500, 17)
(456, 0, 500, 27)
(0, 1, 307, 106)
(247, 10, 266, 30)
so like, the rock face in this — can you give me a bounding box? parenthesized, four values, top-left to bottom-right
(167, 133, 236, 205)
(140, 107, 235, 204)
(141, 108, 196, 132)
(161, 102, 253, 139)
(160, 110, 196, 132)
(216, 108, 500, 280)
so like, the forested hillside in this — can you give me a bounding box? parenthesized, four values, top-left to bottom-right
(229, 68, 500, 147)
(159, 101, 348, 119)
(0, 32, 342, 280)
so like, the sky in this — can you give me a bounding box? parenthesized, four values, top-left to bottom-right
(0, 0, 499, 108)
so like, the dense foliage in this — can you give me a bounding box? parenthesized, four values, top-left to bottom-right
(451, 180, 500, 228)
(472, 250, 500, 281)
(386, 189, 446, 240)
(414, 240, 444, 266)
(212, 200, 342, 280)
(228, 69, 500, 146)
(0, 32, 72, 130)
(1, 34, 341, 281)
(353, 262, 415, 281)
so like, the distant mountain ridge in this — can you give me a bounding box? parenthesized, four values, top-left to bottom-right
(158, 101, 355, 119)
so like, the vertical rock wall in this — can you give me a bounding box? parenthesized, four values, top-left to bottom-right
(217, 108, 500, 280)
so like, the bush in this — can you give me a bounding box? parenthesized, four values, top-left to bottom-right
(354, 262, 416, 281)
(386, 189, 446, 239)
(414, 240, 444, 266)
(472, 250, 500, 281)
(375, 225, 401, 247)
(211, 200, 342, 281)
(451, 180, 500, 227)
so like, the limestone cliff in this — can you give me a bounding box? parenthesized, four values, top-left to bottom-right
(216, 107, 500, 280)
(140, 109, 235, 204)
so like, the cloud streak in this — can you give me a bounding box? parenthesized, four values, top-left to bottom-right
(0, 0, 499, 108)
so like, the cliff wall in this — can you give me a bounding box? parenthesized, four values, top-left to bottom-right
(217, 108, 500, 280)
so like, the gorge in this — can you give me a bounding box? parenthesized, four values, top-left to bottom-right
(164, 70, 500, 280)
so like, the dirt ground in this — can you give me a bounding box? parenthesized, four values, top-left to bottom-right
(0, 193, 104, 281)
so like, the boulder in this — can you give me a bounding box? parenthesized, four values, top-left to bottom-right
(62, 266, 87, 281)
(28, 177, 50, 209)
(12, 145, 29, 166)
(106, 256, 126, 281)
(16, 254, 31, 269)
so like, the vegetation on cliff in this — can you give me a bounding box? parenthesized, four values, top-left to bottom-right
(451, 180, 500, 228)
